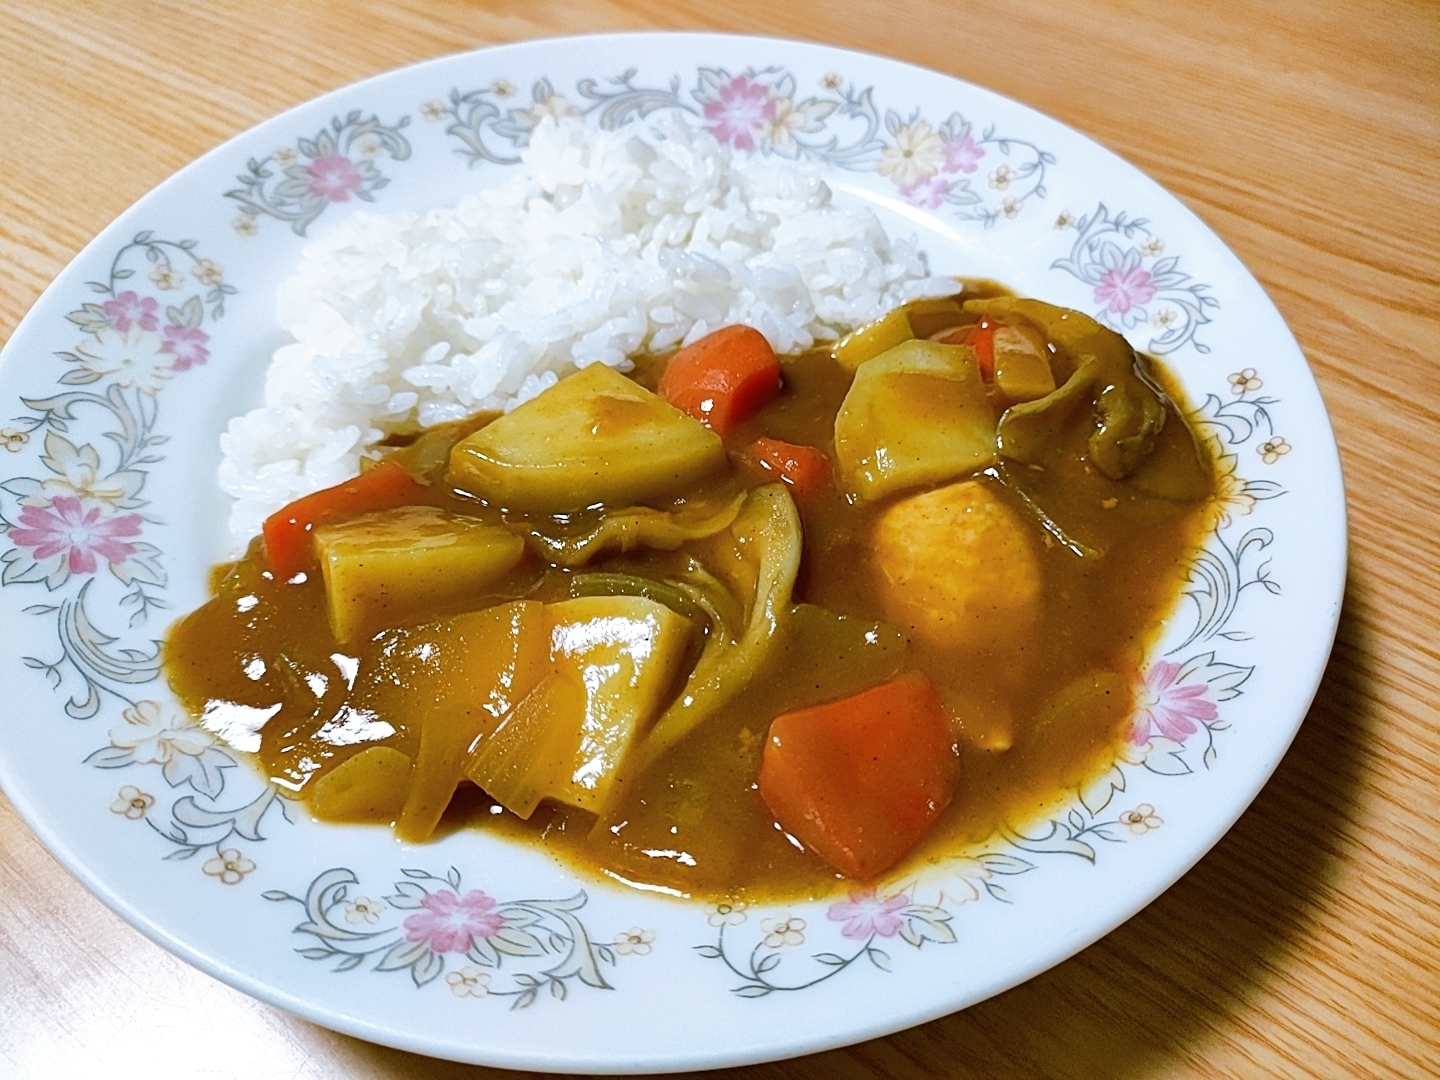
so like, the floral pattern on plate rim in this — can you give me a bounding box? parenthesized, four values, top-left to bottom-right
(1052, 204, 1221, 356)
(226, 110, 412, 237)
(0, 232, 293, 869)
(0, 67, 1293, 999)
(436, 67, 1054, 227)
(262, 866, 641, 1007)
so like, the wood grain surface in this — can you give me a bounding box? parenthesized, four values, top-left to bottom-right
(1, 2, 1436, 1077)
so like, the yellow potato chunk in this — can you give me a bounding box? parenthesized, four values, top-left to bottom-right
(308, 746, 413, 823)
(873, 480, 1041, 649)
(448, 363, 726, 512)
(834, 339, 997, 501)
(831, 306, 913, 372)
(315, 506, 525, 644)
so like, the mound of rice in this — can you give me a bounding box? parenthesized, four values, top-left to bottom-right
(219, 114, 955, 551)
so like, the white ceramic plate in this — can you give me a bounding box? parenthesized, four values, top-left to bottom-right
(0, 32, 1345, 1073)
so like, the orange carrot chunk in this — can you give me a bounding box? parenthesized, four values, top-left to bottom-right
(262, 459, 425, 579)
(966, 321, 998, 381)
(657, 325, 781, 436)
(747, 437, 832, 496)
(758, 671, 960, 880)
(933, 319, 996, 381)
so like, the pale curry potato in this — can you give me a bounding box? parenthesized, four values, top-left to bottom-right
(448, 362, 727, 512)
(165, 286, 1216, 900)
(872, 480, 1042, 651)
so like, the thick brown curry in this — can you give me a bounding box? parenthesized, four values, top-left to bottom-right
(165, 287, 1216, 902)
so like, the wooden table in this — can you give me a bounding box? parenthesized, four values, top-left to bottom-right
(1, 2, 1436, 1077)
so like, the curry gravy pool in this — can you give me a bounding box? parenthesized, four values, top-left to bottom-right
(166, 291, 1216, 903)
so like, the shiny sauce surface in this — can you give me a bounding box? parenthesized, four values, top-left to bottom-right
(167, 305, 1215, 902)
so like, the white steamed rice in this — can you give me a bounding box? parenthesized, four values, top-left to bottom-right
(219, 114, 955, 551)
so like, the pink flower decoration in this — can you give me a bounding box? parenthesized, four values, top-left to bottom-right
(1094, 264, 1158, 314)
(826, 890, 909, 940)
(943, 133, 985, 174)
(7, 496, 142, 575)
(102, 291, 159, 333)
(160, 324, 211, 371)
(402, 889, 504, 954)
(1129, 661, 1219, 745)
(899, 177, 950, 209)
(306, 153, 364, 202)
(702, 76, 775, 152)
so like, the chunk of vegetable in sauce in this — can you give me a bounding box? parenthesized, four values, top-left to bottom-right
(633, 483, 802, 775)
(544, 595, 694, 813)
(520, 493, 745, 568)
(314, 506, 525, 645)
(263, 458, 425, 578)
(759, 671, 960, 879)
(466, 671, 590, 819)
(449, 362, 726, 511)
(658, 324, 782, 436)
(831, 305, 914, 372)
(746, 437, 831, 496)
(834, 339, 996, 501)
(308, 745, 412, 823)
(976, 298, 1167, 481)
(830, 295, 970, 371)
(468, 597, 693, 818)
(990, 323, 1058, 403)
(393, 601, 549, 841)
(872, 479, 1041, 650)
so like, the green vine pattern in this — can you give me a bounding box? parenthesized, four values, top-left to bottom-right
(0, 231, 288, 874)
(264, 866, 642, 1005)
(225, 111, 412, 236)
(436, 66, 1053, 227)
(1051, 203, 1220, 355)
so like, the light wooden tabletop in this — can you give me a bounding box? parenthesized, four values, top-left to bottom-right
(1, 2, 1436, 1078)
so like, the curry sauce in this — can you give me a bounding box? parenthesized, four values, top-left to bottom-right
(165, 292, 1216, 902)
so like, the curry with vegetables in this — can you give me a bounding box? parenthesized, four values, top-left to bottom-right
(166, 287, 1216, 900)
